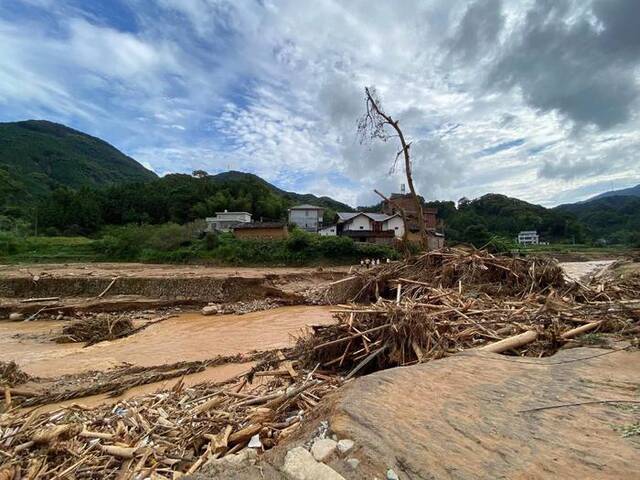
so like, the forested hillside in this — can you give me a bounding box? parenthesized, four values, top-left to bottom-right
(555, 195, 640, 245)
(0, 120, 157, 216)
(35, 171, 353, 235)
(361, 194, 586, 246)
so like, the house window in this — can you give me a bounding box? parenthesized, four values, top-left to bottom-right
(359, 226, 364, 229)
(395, 227, 398, 230)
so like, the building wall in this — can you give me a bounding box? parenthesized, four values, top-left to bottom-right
(343, 215, 371, 231)
(216, 212, 252, 222)
(289, 210, 322, 232)
(206, 212, 251, 232)
(319, 226, 337, 236)
(234, 227, 288, 240)
(383, 216, 405, 238)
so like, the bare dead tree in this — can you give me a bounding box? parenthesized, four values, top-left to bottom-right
(358, 86, 428, 249)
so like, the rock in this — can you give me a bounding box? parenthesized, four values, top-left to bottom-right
(9, 313, 24, 321)
(336, 439, 354, 455)
(248, 433, 262, 449)
(386, 468, 399, 480)
(328, 347, 640, 479)
(201, 305, 218, 316)
(209, 448, 257, 467)
(282, 447, 345, 480)
(346, 458, 360, 469)
(311, 438, 337, 462)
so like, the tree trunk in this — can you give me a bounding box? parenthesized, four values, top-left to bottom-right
(364, 88, 429, 250)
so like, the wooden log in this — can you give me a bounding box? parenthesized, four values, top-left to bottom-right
(32, 424, 81, 444)
(19, 297, 60, 303)
(561, 321, 603, 339)
(228, 424, 262, 445)
(191, 396, 224, 415)
(98, 277, 119, 298)
(101, 445, 139, 459)
(80, 429, 114, 440)
(478, 330, 538, 353)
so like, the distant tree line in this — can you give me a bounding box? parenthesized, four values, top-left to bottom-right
(28, 173, 640, 247)
(36, 174, 290, 235)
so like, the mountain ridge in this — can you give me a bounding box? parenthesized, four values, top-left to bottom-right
(0, 120, 157, 213)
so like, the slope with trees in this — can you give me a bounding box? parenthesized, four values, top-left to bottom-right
(0, 120, 157, 217)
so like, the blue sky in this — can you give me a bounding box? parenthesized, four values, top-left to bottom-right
(1, 0, 639, 207)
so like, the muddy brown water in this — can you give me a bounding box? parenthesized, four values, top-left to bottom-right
(0, 305, 334, 377)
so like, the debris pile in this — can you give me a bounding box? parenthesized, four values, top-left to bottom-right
(55, 316, 135, 344)
(0, 356, 339, 478)
(299, 249, 638, 374)
(0, 249, 638, 478)
(201, 298, 284, 316)
(53, 314, 176, 346)
(324, 247, 567, 304)
(0, 361, 30, 387)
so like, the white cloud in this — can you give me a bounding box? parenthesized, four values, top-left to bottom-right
(1, 0, 639, 207)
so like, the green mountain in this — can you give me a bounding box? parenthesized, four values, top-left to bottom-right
(0, 120, 157, 214)
(427, 194, 585, 244)
(588, 183, 640, 201)
(555, 195, 640, 244)
(208, 170, 353, 213)
(35, 170, 354, 235)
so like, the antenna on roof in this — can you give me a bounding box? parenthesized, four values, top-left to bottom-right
(400, 183, 406, 194)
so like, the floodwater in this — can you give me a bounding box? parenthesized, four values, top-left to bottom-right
(0, 305, 334, 377)
(559, 260, 615, 282)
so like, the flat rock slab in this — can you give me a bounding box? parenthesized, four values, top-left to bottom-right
(330, 347, 640, 480)
(283, 447, 345, 480)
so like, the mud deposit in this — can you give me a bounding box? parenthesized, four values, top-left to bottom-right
(0, 306, 333, 377)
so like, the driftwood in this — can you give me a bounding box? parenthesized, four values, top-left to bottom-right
(97, 277, 119, 298)
(0, 359, 338, 477)
(19, 297, 60, 304)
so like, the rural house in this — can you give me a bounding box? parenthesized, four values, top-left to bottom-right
(335, 212, 404, 244)
(206, 210, 252, 232)
(288, 204, 324, 232)
(517, 230, 540, 245)
(382, 192, 444, 249)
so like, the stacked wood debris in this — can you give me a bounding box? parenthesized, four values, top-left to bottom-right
(53, 314, 176, 346)
(324, 247, 567, 304)
(0, 361, 30, 387)
(55, 317, 134, 344)
(300, 249, 639, 374)
(0, 358, 338, 478)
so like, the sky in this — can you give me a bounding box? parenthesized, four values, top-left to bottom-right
(1, 0, 639, 207)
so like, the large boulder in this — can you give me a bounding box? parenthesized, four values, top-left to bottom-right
(329, 347, 640, 479)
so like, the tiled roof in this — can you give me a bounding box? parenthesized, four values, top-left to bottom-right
(289, 204, 324, 210)
(336, 212, 400, 223)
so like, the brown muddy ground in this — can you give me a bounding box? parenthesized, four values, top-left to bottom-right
(0, 263, 350, 279)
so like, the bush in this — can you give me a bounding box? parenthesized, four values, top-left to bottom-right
(0, 232, 18, 256)
(93, 222, 203, 261)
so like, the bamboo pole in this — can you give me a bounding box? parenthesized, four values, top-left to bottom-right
(478, 330, 538, 353)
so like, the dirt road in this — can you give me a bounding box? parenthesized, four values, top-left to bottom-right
(0, 262, 350, 279)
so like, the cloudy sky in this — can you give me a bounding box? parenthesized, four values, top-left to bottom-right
(1, 0, 639, 207)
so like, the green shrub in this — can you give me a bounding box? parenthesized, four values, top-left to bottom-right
(0, 232, 19, 256)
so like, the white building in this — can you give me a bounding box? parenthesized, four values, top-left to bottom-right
(318, 225, 337, 236)
(337, 212, 405, 238)
(517, 230, 540, 245)
(288, 205, 324, 232)
(205, 211, 252, 232)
